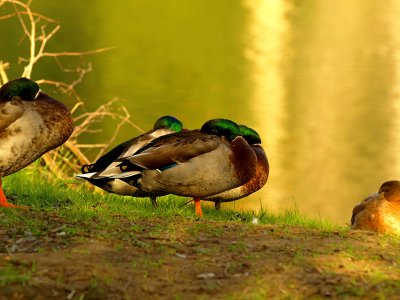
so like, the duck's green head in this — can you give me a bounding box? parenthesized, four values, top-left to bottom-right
(239, 125, 261, 145)
(201, 118, 241, 141)
(0, 77, 39, 102)
(153, 115, 183, 132)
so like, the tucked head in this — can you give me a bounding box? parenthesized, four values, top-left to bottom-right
(0, 77, 39, 102)
(379, 180, 400, 202)
(153, 115, 183, 132)
(239, 125, 261, 145)
(201, 118, 241, 141)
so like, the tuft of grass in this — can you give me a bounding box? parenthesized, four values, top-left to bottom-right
(0, 262, 36, 286)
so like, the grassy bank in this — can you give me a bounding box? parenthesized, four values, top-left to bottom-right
(2, 169, 337, 232)
(1, 169, 400, 299)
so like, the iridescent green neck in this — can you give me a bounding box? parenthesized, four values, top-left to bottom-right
(239, 125, 261, 145)
(201, 118, 241, 141)
(153, 115, 183, 132)
(0, 77, 39, 102)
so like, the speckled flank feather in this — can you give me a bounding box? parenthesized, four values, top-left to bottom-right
(0, 91, 73, 177)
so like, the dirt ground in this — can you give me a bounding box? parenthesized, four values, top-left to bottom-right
(1, 210, 400, 299)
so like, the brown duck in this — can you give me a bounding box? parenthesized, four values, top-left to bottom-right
(351, 180, 400, 235)
(0, 78, 73, 207)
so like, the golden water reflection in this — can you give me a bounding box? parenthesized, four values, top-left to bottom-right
(232, 0, 400, 224)
(233, 0, 290, 213)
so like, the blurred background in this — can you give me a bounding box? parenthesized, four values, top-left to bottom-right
(1, 0, 400, 225)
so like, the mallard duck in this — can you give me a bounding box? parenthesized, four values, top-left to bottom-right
(203, 124, 269, 209)
(112, 118, 258, 216)
(76, 115, 183, 206)
(351, 180, 400, 235)
(0, 77, 73, 207)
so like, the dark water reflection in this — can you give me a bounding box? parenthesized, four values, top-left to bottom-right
(1, 0, 400, 224)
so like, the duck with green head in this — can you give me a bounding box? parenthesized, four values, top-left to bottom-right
(203, 124, 269, 209)
(112, 118, 257, 216)
(76, 115, 183, 207)
(0, 77, 73, 207)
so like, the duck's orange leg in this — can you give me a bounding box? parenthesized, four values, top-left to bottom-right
(0, 179, 18, 208)
(194, 198, 203, 217)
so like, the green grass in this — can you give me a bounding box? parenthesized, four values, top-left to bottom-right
(2, 168, 338, 231)
(0, 262, 36, 286)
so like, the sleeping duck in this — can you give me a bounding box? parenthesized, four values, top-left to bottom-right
(76, 115, 183, 206)
(351, 180, 400, 235)
(112, 118, 257, 216)
(202, 124, 269, 209)
(0, 77, 73, 207)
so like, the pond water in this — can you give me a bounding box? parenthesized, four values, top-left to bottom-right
(2, 0, 400, 224)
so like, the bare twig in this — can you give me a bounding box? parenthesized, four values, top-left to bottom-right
(94, 106, 131, 160)
(0, 11, 58, 22)
(0, 12, 16, 20)
(0, 61, 9, 85)
(10, 0, 36, 78)
(42, 46, 115, 58)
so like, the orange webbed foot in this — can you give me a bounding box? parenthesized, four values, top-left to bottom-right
(194, 198, 203, 217)
(0, 180, 28, 209)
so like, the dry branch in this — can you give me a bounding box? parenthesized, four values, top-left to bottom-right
(0, 61, 9, 85)
(42, 47, 115, 58)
